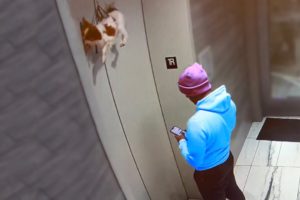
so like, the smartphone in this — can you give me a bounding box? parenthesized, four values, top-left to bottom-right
(170, 126, 183, 136)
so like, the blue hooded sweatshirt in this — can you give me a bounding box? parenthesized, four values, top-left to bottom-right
(178, 85, 236, 171)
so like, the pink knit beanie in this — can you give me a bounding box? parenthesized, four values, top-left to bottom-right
(178, 63, 212, 97)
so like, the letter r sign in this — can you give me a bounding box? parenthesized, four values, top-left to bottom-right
(165, 57, 177, 69)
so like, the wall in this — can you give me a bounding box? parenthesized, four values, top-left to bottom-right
(243, 0, 263, 120)
(57, 0, 187, 199)
(189, 0, 252, 159)
(0, 0, 124, 199)
(142, 0, 253, 199)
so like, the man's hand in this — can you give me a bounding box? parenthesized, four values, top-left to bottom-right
(175, 134, 185, 142)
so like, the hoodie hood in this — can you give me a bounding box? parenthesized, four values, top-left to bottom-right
(196, 85, 231, 113)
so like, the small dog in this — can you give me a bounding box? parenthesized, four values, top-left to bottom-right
(80, 5, 128, 63)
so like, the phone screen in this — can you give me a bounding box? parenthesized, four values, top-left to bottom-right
(170, 126, 182, 136)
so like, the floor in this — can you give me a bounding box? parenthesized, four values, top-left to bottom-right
(234, 117, 300, 200)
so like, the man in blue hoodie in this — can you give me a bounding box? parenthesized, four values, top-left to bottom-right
(176, 63, 245, 200)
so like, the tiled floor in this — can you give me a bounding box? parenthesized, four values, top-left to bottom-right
(235, 118, 300, 200)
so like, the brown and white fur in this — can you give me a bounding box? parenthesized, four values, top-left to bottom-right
(107, 9, 128, 47)
(81, 8, 128, 63)
(99, 9, 128, 62)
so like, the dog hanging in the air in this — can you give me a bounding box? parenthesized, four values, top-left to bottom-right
(80, 2, 128, 63)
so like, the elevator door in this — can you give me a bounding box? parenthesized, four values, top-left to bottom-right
(259, 0, 300, 115)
